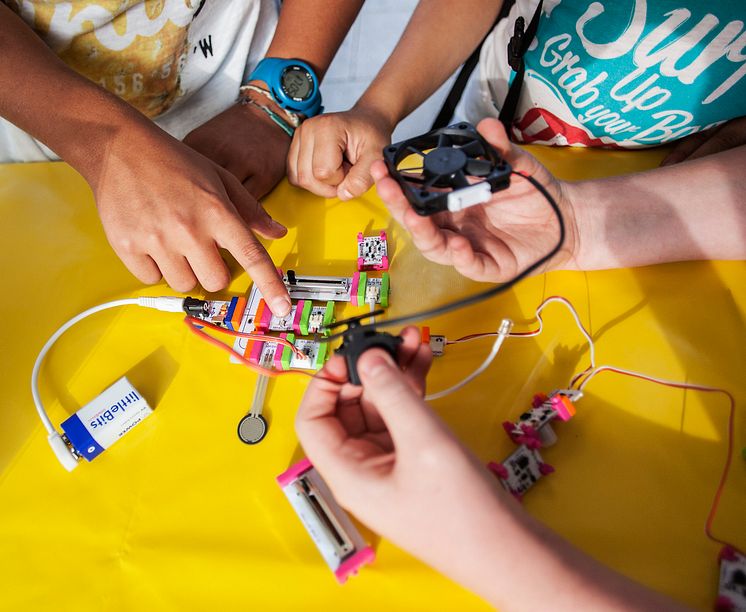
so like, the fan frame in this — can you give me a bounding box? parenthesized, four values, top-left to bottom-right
(383, 122, 512, 216)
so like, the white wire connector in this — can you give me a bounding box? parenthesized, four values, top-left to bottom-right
(136, 296, 186, 312)
(426, 319, 513, 401)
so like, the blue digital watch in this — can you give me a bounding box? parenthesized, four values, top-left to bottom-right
(248, 58, 322, 117)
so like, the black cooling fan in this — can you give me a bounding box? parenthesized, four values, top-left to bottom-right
(383, 122, 512, 216)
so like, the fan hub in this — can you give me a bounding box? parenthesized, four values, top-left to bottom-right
(423, 147, 467, 177)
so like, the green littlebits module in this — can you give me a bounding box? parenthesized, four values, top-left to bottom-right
(322, 301, 335, 333)
(356, 272, 367, 304)
(314, 342, 328, 369)
(281, 333, 295, 370)
(380, 272, 390, 308)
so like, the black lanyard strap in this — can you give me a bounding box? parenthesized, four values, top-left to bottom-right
(498, 0, 543, 137)
(431, 1, 516, 130)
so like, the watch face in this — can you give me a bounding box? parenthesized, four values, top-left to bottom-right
(280, 65, 314, 102)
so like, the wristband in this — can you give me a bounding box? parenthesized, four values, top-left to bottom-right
(239, 97, 295, 137)
(239, 84, 302, 127)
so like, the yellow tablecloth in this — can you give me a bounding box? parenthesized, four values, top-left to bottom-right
(0, 149, 743, 611)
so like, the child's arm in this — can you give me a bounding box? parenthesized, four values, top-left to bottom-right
(184, 0, 364, 199)
(287, 0, 504, 200)
(372, 118, 746, 282)
(0, 4, 290, 312)
(296, 342, 687, 611)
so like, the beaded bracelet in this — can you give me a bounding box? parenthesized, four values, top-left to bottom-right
(239, 97, 295, 137)
(238, 84, 302, 128)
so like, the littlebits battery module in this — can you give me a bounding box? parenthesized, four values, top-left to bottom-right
(61, 377, 152, 462)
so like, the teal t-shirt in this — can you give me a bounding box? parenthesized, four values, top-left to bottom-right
(482, 0, 746, 146)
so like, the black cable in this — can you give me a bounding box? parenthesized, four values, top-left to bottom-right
(320, 170, 565, 342)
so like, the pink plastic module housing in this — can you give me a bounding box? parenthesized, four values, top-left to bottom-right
(248, 336, 265, 364)
(276, 457, 313, 487)
(350, 272, 361, 306)
(334, 546, 376, 583)
(275, 333, 288, 369)
(292, 300, 306, 334)
(356, 231, 389, 271)
(502, 421, 542, 449)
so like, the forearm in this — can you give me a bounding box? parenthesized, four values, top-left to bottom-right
(355, 0, 503, 129)
(0, 4, 153, 180)
(263, 0, 364, 78)
(569, 146, 746, 270)
(433, 468, 685, 611)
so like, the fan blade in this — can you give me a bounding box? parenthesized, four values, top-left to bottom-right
(452, 169, 471, 188)
(437, 133, 452, 148)
(457, 139, 484, 157)
(424, 174, 443, 188)
(400, 173, 426, 184)
(465, 158, 494, 177)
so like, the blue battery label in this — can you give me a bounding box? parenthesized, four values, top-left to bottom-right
(61, 377, 152, 462)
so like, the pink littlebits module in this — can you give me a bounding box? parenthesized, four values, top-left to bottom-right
(277, 458, 375, 583)
(717, 546, 746, 612)
(357, 231, 389, 271)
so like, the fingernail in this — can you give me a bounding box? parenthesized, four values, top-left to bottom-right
(340, 189, 353, 201)
(361, 351, 395, 378)
(271, 296, 292, 316)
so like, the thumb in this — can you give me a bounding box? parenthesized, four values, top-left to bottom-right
(476, 118, 524, 165)
(337, 153, 378, 200)
(358, 349, 448, 447)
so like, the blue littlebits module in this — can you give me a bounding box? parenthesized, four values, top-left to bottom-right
(61, 377, 152, 462)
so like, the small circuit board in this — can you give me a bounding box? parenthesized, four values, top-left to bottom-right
(245, 332, 329, 371)
(503, 392, 577, 449)
(486, 391, 580, 499)
(252, 299, 335, 336)
(357, 231, 389, 271)
(353, 273, 390, 307)
(717, 547, 746, 612)
(488, 445, 553, 499)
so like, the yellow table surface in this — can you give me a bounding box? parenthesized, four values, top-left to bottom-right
(0, 148, 744, 612)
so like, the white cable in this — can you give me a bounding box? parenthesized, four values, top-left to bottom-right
(31, 296, 185, 470)
(530, 297, 595, 386)
(448, 297, 596, 388)
(426, 319, 513, 401)
(576, 364, 730, 395)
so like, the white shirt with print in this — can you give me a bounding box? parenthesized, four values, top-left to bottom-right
(0, 0, 278, 162)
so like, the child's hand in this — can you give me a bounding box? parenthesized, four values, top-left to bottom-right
(661, 115, 746, 166)
(286, 106, 393, 200)
(93, 125, 291, 314)
(296, 331, 685, 611)
(295, 328, 513, 583)
(183, 101, 291, 200)
(372, 118, 579, 282)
